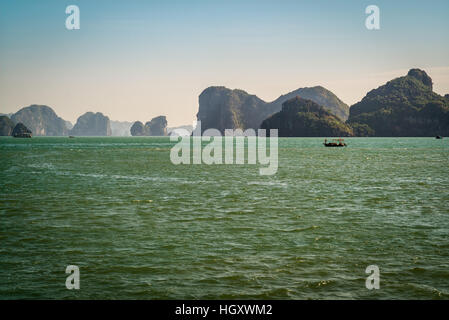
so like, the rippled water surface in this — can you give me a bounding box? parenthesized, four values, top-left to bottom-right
(0, 137, 448, 299)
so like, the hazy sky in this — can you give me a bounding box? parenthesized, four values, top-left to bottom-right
(1, 0, 448, 126)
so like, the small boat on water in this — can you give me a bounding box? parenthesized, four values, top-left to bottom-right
(69, 136, 75, 138)
(436, 135, 443, 139)
(324, 138, 347, 147)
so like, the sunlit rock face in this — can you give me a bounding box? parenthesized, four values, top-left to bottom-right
(11, 105, 68, 136)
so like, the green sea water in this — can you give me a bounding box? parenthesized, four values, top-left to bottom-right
(0, 137, 448, 299)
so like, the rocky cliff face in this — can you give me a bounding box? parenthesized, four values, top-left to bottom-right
(11, 105, 68, 136)
(130, 116, 168, 136)
(196, 86, 349, 134)
(146, 116, 167, 136)
(130, 121, 146, 136)
(197, 87, 268, 134)
(69, 112, 112, 136)
(261, 96, 353, 137)
(407, 68, 433, 90)
(12, 123, 32, 137)
(348, 69, 449, 136)
(0, 116, 15, 136)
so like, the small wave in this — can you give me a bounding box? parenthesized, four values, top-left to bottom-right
(27, 163, 54, 170)
(275, 225, 320, 233)
(53, 171, 185, 183)
(409, 267, 426, 273)
(4, 166, 20, 172)
(247, 181, 287, 187)
(406, 282, 449, 298)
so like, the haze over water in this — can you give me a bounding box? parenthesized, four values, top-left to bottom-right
(1, 137, 448, 299)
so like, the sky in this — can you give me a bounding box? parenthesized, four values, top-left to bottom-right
(1, 0, 448, 126)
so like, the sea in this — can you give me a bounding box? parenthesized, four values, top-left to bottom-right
(0, 137, 448, 299)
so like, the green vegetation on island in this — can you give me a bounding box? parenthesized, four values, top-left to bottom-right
(197, 86, 349, 134)
(261, 96, 353, 137)
(348, 69, 449, 136)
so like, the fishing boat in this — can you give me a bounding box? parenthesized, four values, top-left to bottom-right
(436, 135, 443, 139)
(324, 138, 346, 147)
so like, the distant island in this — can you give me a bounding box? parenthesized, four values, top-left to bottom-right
(0, 107, 173, 137)
(130, 116, 168, 136)
(196, 86, 349, 135)
(69, 112, 112, 136)
(11, 123, 32, 138)
(0, 68, 447, 137)
(11, 105, 68, 136)
(347, 69, 449, 136)
(197, 68, 448, 137)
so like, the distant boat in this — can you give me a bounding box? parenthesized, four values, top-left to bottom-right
(436, 135, 443, 139)
(69, 136, 75, 138)
(324, 138, 347, 147)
